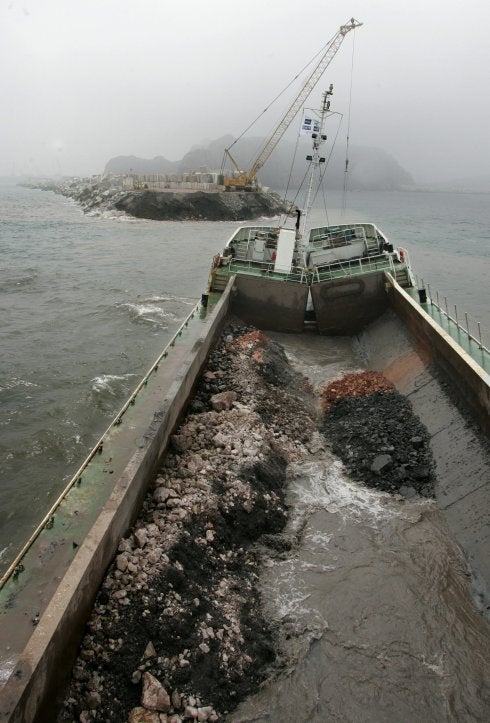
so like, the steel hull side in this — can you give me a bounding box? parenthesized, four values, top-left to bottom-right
(0, 288, 233, 723)
(311, 272, 388, 335)
(230, 275, 308, 333)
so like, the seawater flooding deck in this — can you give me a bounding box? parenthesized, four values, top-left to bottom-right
(228, 327, 490, 722)
(1, 274, 490, 721)
(260, 314, 490, 618)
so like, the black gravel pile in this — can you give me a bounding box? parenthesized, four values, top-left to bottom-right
(321, 391, 436, 497)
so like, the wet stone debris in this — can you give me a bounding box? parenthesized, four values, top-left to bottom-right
(58, 324, 316, 723)
(58, 328, 437, 722)
(320, 371, 436, 497)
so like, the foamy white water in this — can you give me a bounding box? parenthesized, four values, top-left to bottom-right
(230, 453, 490, 722)
(90, 372, 137, 394)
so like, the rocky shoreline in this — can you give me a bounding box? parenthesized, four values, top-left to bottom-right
(56, 324, 435, 722)
(20, 177, 287, 221)
(113, 189, 287, 221)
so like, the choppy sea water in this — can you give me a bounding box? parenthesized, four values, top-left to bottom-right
(0, 184, 241, 571)
(1, 184, 489, 573)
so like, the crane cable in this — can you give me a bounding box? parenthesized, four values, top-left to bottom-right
(289, 163, 314, 211)
(341, 29, 357, 215)
(225, 32, 340, 156)
(283, 109, 343, 227)
(282, 107, 341, 227)
(311, 112, 344, 209)
(282, 129, 302, 207)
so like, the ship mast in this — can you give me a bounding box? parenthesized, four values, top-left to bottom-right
(301, 85, 333, 237)
(223, 18, 362, 189)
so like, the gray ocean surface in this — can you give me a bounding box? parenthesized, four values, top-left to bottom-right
(2, 183, 490, 720)
(1, 183, 489, 573)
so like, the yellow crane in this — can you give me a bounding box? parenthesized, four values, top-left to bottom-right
(223, 17, 362, 190)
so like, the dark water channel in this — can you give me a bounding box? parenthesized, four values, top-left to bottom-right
(230, 321, 490, 722)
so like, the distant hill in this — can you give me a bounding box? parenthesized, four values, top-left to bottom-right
(105, 154, 180, 175)
(105, 135, 414, 191)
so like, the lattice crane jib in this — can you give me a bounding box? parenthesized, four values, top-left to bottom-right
(245, 18, 362, 186)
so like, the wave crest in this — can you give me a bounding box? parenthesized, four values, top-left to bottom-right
(91, 373, 137, 395)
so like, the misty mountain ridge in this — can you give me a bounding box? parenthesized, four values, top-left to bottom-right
(105, 135, 414, 191)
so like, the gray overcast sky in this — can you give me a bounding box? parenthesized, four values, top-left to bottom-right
(1, 0, 489, 182)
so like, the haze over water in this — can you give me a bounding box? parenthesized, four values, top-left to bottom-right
(3, 1, 490, 187)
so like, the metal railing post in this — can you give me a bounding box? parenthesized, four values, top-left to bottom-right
(402, 274, 489, 359)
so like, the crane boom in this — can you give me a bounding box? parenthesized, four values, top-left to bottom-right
(247, 18, 362, 184)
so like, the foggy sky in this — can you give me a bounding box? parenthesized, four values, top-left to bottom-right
(1, 0, 489, 183)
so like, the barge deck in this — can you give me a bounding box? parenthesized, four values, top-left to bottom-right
(1, 275, 489, 722)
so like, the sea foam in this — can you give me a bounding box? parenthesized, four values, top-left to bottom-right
(91, 373, 136, 395)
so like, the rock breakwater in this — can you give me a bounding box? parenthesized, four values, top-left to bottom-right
(114, 189, 287, 221)
(21, 177, 287, 221)
(21, 176, 127, 216)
